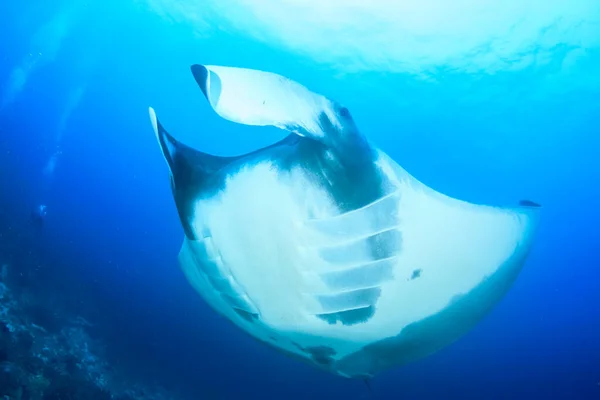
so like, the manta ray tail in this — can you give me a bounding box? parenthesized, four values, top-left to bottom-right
(363, 378, 373, 393)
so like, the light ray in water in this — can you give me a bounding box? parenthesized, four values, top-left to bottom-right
(43, 83, 88, 182)
(1, 7, 77, 110)
(30, 6, 107, 225)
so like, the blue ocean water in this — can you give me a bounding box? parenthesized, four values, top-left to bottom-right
(0, 1, 599, 398)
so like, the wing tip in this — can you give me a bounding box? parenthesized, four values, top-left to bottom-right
(519, 199, 541, 208)
(148, 106, 176, 171)
(190, 64, 209, 100)
(148, 106, 158, 137)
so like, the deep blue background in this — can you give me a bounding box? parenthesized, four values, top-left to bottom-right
(1, 1, 599, 398)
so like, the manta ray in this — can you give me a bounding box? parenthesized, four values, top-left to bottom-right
(148, 64, 540, 379)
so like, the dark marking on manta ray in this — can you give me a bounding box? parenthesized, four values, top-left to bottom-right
(291, 342, 337, 366)
(292, 342, 303, 351)
(255, 339, 314, 367)
(233, 308, 259, 323)
(304, 346, 337, 366)
(317, 305, 376, 326)
(410, 269, 422, 280)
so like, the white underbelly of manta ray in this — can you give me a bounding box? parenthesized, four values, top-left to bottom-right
(148, 64, 540, 379)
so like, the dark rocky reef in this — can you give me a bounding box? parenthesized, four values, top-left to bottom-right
(0, 263, 177, 400)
